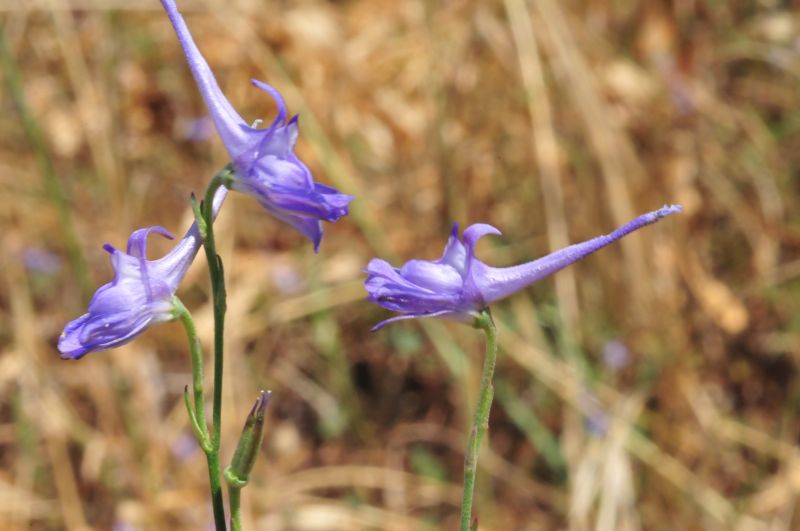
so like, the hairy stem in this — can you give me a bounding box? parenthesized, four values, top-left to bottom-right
(460, 309, 498, 531)
(229, 486, 242, 531)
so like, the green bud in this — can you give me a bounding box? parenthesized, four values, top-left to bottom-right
(225, 390, 270, 489)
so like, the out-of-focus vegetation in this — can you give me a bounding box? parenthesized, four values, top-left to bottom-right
(1, 0, 799, 529)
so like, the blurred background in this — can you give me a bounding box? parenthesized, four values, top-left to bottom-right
(1, 0, 799, 529)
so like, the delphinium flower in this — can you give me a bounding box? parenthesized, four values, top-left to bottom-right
(58, 224, 204, 359)
(365, 205, 682, 329)
(365, 204, 681, 530)
(160, 0, 352, 252)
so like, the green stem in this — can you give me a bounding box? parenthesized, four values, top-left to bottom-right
(460, 309, 498, 531)
(196, 165, 234, 531)
(207, 450, 225, 531)
(229, 486, 242, 531)
(174, 297, 227, 529)
(173, 298, 210, 444)
(201, 166, 232, 447)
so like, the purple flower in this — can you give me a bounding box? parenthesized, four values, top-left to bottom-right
(160, 0, 352, 252)
(365, 205, 682, 330)
(58, 225, 201, 360)
(601, 339, 630, 370)
(21, 247, 62, 275)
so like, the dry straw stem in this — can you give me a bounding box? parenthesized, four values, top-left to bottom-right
(504, 0, 578, 333)
(494, 319, 739, 526)
(569, 394, 643, 531)
(2, 253, 89, 529)
(257, 494, 435, 531)
(503, 0, 588, 494)
(383, 421, 559, 515)
(46, 0, 122, 209)
(531, 0, 649, 308)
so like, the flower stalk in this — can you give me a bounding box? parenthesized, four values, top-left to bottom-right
(460, 309, 498, 531)
(228, 488, 242, 531)
(173, 296, 227, 531)
(198, 164, 234, 448)
(190, 165, 235, 531)
(173, 297, 211, 452)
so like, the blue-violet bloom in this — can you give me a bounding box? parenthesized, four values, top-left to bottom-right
(365, 205, 682, 330)
(58, 223, 204, 360)
(161, 0, 352, 251)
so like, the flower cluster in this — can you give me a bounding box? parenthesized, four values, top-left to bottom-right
(59, 0, 351, 358)
(58, 0, 681, 359)
(53, 6, 684, 531)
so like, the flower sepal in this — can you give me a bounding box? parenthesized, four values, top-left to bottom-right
(471, 309, 493, 331)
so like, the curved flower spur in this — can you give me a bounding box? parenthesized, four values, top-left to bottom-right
(365, 205, 682, 330)
(160, 0, 352, 251)
(58, 225, 200, 359)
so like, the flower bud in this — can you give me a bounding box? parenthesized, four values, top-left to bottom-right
(225, 390, 271, 488)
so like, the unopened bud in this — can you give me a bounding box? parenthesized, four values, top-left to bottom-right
(225, 390, 271, 488)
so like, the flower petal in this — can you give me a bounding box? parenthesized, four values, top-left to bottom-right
(126, 226, 174, 259)
(263, 206, 325, 253)
(250, 79, 288, 130)
(370, 310, 457, 332)
(399, 260, 462, 293)
(58, 314, 92, 359)
(462, 223, 502, 263)
(436, 223, 467, 273)
(365, 257, 463, 315)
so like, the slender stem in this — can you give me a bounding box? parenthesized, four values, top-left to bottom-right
(229, 486, 242, 531)
(173, 297, 209, 442)
(201, 167, 232, 449)
(174, 297, 227, 529)
(460, 309, 498, 531)
(197, 166, 233, 531)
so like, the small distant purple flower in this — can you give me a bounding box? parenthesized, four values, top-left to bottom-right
(365, 205, 681, 330)
(602, 339, 630, 370)
(580, 389, 609, 437)
(22, 247, 62, 275)
(58, 225, 201, 360)
(160, 0, 352, 252)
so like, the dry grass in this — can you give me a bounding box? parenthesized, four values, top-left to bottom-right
(1, 0, 799, 529)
